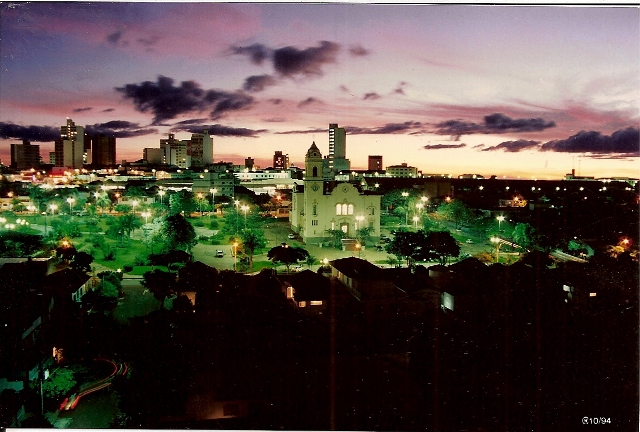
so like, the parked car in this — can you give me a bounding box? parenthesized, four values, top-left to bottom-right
(288, 233, 296, 239)
(465, 239, 474, 244)
(215, 250, 224, 257)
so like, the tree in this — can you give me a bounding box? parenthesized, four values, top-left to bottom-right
(325, 229, 346, 249)
(425, 230, 460, 265)
(71, 251, 94, 273)
(162, 213, 197, 253)
(305, 254, 318, 269)
(141, 269, 176, 310)
(0, 232, 43, 257)
(267, 244, 310, 273)
(94, 193, 112, 216)
(512, 223, 539, 251)
(239, 228, 268, 270)
(169, 190, 197, 216)
(385, 230, 429, 267)
(107, 214, 141, 246)
(355, 227, 373, 246)
(437, 200, 473, 229)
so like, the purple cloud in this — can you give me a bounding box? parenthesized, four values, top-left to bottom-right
(349, 45, 370, 57)
(423, 143, 467, 150)
(73, 107, 92, 113)
(230, 43, 270, 65)
(435, 113, 556, 139)
(363, 92, 381, 100)
(243, 75, 277, 92)
(0, 122, 59, 142)
(273, 41, 340, 77)
(170, 121, 266, 137)
(482, 139, 540, 152)
(297, 97, 323, 108)
(85, 120, 158, 138)
(540, 127, 639, 156)
(116, 75, 254, 124)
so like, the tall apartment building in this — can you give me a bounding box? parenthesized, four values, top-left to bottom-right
(160, 133, 190, 168)
(143, 148, 164, 164)
(189, 130, 213, 168)
(273, 151, 290, 170)
(91, 134, 116, 167)
(10, 140, 40, 170)
(328, 123, 350, 175)
(55, 118, 84, 168)
(368, 155, 383, 171)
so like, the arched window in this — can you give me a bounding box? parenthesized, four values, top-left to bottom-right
(312, 167, 318, 177)
(347, 204, 354, 215)
(312, 204, 317, 216)
(342, 203, 348, 215)
(336, 204, 342, 215)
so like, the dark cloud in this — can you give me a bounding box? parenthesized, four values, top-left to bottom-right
(339, 85, 350, 93)
(269, 98, 282, 105)
(101, 108, 115, 113)
(297, 97, 323, 108)
(107, 31, 123, 45)
(73, 107, 92, 113)
(136, 36, 159, 47)
(540, 127, 639, 156)
(348, 122, 424, 135)
(85, 121, 157, 138)
(273, 41, 340, 77)
(435, 113, 556, 139)
(349, 45, 370, 57)
(482, 139, 540, 152)
(230, 43, 271, 65)
(423, 143, 467, 150)
(0, 122, 59, 142)
(363, 92, 381, 100)
(116, 75, 254, 124)
(243, 74, 277, 92)
(169, 121, 266, 137)
(393, 81, 407, 95)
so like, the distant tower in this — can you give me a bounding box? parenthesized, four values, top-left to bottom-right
(328, 123, 346, 170)
(190, 130, 213, 168)
(273, 150, 290, 169)
(91, 134, 116, 167)
(55, 118, 84, 168)
(368, 155, 383, 171)
(10, 140, 40, 170)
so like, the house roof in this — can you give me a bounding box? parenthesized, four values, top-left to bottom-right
(43, 268, 90, 296)
(329, 257, 382, 280)
(288, 270, 330, 301)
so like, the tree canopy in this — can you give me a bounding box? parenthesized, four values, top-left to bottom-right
(437, 200, 474, 229)
(162, 213, 197, 253)
(386, 229, 461, 267)
(237, 228, 268, 270)
(267, 244, 310, 273)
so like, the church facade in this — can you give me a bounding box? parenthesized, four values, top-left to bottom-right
(290, 142, 381, 244)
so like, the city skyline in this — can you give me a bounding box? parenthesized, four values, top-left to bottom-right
(1, 3, 638, 178)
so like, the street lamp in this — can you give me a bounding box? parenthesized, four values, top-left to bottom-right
(355, 215, 364, 231)
(42, 212, 48, 235)
(66, 197, 75, 216)
(496, 215, 505, 233)
(355, 242, 362, 258)
(141, 211, 151, 224)
(401, 192, 409, 226)
(234, 200, 240, 234)
(197, 193, 204, 215)
(233, 242, 238, 271)
(49, 203, 58, 216)
(132, 199, 139, 214)
(158, 189, 165, 205)
(209, 188, 217, 217)
(413, 215, 419, 229)
(241, 204, 249, 229)
(491, 237, 502, 263)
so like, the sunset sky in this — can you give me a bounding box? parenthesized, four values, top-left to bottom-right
(1, 3, 638, 179)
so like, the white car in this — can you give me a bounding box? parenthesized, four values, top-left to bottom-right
(465, 239, 474, 244)
(288, 233, 296, 239)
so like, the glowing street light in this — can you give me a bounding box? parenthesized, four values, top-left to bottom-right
(241, 204, 249, 229)
(158, 189, 166, 205)
(209, 188, 217, 217)
(355, 215, 364, 231)
(197, 192, 204, 215)
(355, 242, 362, 258)
(233, 242, 238, 271)
(49, 203, 58, 215)
(491, 236, 502, 262)
(66, 197, 75, 216)
(234, 200, 240, 234)
(131, 200, 139, 214)
(496, 215, 505, 233)
(413, 215, 420, 228)
(401, 192, 409, 226)
(141, 211, 151, 224)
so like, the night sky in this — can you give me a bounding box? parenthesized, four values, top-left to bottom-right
(1, 3, 638, 178)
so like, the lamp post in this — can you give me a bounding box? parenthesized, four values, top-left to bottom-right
(66, 197, 75, 216)
(209, 188, 217, 218)
(141, 211, 151, 224)
(413, 215, 419, 229)
(49, 203, 58, 216)
(355, 242, 362, 258)
(132, 199, 139, 215)
(241, 205, 249, 229)
(355, 215, 364, 231)
(42, 211, 47, 235)
(401, 192, 409, 226)
(233, 242, 238, 271)
(496, 215, 505, 233)
(197, 193, 204, 215)
(234, 200, 240, 234)
(158, 189, 165, 206)
(491, 237, 502, 263)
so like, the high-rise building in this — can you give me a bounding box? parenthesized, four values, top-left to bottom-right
(328, 123, 346, 170)
(189, 130, 213, 168)
(55, 118, 84, 168)
(10, 140, 40, 170)
(160, 133, 190, 168)
(368, 155, 383, 171)
(91, 134, 116, 167)
(143, 148, 164, 165)
(273, 151, 290, 169)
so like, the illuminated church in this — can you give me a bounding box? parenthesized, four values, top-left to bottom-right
(290, 142, 381, 244)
